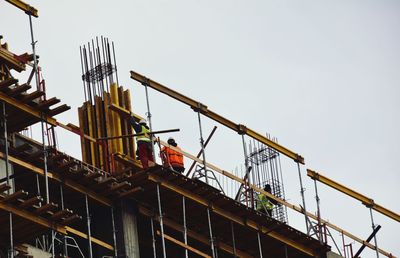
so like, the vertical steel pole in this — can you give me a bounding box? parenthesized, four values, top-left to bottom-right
(60, 185, 68, 257)
(143, 83, 156, 161)
(51, 230, 55, 258)
(182, 196, 188, 258)
(85, 195, 93, 258)
(2, 102, 14, 258)
(111, 207, 118, 257)
(206, 208, 216, 258)
(156, 184, 167, 258)
(230, 222, 237, 258)
(150, 218, 157, 258)
(313, 178, 323, 242)
(196, 110, 209, 184)
(296, 163, 309, 233)
(284, 244, 288, 258)
(257, 232, 263, 258)
(369, 208, 380, 258)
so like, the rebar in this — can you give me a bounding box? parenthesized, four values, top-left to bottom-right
(156, 184, 167, 258)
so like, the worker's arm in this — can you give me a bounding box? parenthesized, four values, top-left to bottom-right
(129, 116, 142, 133)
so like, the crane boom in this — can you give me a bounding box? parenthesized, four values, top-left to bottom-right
(307, 169, 400, 222)
(130, 70, 305, 164)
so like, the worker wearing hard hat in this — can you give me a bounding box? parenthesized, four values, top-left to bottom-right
(256, 184, 276, 217)
(160, 137, 185, 173)
(130, 117, 154, 169)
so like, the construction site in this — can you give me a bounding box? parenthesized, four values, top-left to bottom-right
(0, 1, 399, 258)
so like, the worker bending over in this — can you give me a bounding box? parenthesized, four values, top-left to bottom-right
(256, 184, 277, 217)
(130, 117, 154, 169)
(160, 137, 185, 173)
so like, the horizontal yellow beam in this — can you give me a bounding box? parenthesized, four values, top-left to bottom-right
(66, 226, 114, 251)
(148, 173, 318, 257)
(130, 70, 304, 164)
(5, 0, 38, 17)
(157, 140, 394, 257)
(0, 201, 66, 234)
(307, 169, 400, 223)
(0, 152, 112, 207)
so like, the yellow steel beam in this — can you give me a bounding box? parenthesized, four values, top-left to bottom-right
(156, 230, 212, 258)
(5, 0, 38, 17)
(65, 226, 114, 251)
(130, 70, 304, 164)
(148, 174, 318, 257)
(0, 201, 66, 234)
(157, 140, 394, 257)
(0, 152, 112, 207)
(307, 169, 400, 223)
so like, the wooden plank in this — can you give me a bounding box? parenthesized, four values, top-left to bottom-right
(3, 190, 28, 202)
(21, 90, 45, 103)
(61, 214, 81, 225)
(34, 202, 58, 215)
(36, 97, 60, 110)
(156, 230, 212, 258)
(116, 186, 143, 199)
(0, 183, 11, 193)
(0, 78, 18, 90)
(48, 104, 70, 116)
(19, 196, 42, 208)
(51, 209, 72, 220)
(8, 83, 31, 97)
(65, 226, 114, 251)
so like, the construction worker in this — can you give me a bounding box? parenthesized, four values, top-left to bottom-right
(130, 117, 154, 169)
(160, 137, 185, 173)
(256, 184, 276, 217)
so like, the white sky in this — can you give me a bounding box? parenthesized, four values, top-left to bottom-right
(1, 1, 399, 257)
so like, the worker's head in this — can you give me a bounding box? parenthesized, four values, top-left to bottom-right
(167, 137, 177, 146)
(264, 184, 271, 192)
(139, 118, 147, 125)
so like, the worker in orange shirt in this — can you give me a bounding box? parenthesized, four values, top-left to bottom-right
(161, 137, 185, 173)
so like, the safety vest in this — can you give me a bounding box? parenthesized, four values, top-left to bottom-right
(256, 194, 274, 211)
(136, 125, 151, 142)
(161, 146, 184, 168)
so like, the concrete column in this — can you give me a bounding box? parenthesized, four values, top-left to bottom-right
(116, 200, 140, 258)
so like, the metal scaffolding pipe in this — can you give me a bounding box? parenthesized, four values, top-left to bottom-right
(313, 178, 323, 242)
(369, 208, 380, 258)
(257, 232, 263, 258)
(150, 218, 157, 258)
(196, 110, 209, 184)
(206, 208, 216, 258)
(297, 163, 309, 233)
(85, 194, 93, 258)
(156, 184, 167, 258)
(230, 222, 237, 258)
(144, 83, 156, 161)
(60, 185, 68, 257)
(182, 196, 188, 258)
(111, 207, 118, 257)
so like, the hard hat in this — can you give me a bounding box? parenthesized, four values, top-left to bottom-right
(168, 137, 175, 142)
(139, 118, 147, 124)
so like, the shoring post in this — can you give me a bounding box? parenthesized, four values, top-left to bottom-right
(156, 184, 167, 258)
(2, 101, 14, 258)
(182, 196, 188, 258)
(196, 108, 209, 184)
(296, 162, 310, 233)
(60, 185, 68, 257)
(143, 81, 156, 161)
(85, 194, 93, 258)
(150, 218, 157, 258)
(206, 208, 216, 258)
(230, 222, 237, 258)
(312, 177, 323, 242)
(111, 207, 118, 257)
(257, 232, 263, 258)
(369, 208, 380, 258)
(284, 245, 288, 258)
(51, 230, 55, 258)
(341, 232, 346, 258)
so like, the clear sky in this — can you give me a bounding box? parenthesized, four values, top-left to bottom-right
(1, 1, 399, 257)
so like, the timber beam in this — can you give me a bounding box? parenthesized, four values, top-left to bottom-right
(5, 0, 38, 17)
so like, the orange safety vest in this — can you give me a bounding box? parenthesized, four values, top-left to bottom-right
(161, 146, 184, 168)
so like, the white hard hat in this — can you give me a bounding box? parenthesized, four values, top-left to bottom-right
(139, 118, 147, 124)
